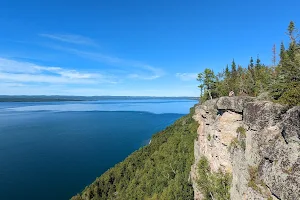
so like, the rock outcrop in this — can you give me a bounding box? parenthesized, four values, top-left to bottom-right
(191, 96, 300, 200)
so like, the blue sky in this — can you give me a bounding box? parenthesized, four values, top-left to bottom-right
(0, 0, 299, 96)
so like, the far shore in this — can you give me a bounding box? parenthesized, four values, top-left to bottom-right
(0, 95, 199, 102)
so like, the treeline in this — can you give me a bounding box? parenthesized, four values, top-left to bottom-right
(197, 21, 300, 106)
(71, 107, 198, 200)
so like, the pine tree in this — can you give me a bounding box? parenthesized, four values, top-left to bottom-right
(249, 57, 254, 70)
(237, 65, 246, 95)
(284, 21, 300, 82)
(197, 69, 218, 101)
(197, 73, 205, 99)
(231, 59, 237, 93)
(225, 65, 230, 79)
(287, 21, 296, 42)
(272, 44, 277, 67)
(271, 21, 300, 106)
(203, 69, 217, 100)
(279, 42, 286, 65)
(231, 59, 237, 77)
(255, 56, 262, 71)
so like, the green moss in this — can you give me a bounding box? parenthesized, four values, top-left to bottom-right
(229, 137, 239, 150)
(287, 166, 293, 174)
(283, 166, 293, 174)
(248, 180, 262, 194)
(207, 134, 212, 141)
(248, 165, 258, 181)
(236, 126, 246, 138)
(197, 156, 232, 200)
(248, 166, 262, 194)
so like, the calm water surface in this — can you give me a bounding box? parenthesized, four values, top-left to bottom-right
(0, 99, 197, 200)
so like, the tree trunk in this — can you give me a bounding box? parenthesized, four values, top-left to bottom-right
(208, 89, 212, 100)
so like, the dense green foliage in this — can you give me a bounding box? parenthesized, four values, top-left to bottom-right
(197, 21, 300, 106)
(71, 107, 198, 200)
(197, 156, 232, 200)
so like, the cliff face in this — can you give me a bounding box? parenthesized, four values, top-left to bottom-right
(191, 97, 300, 200)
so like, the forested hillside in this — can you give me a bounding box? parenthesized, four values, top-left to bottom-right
(71, 107, 198, 200)
(197, 21, 300, 106)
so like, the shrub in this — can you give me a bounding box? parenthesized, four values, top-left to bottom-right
(230, 127, 247, 151)
(197, 156, 232, 200)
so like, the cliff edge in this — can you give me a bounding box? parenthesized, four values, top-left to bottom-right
(191, 97, 300, 200)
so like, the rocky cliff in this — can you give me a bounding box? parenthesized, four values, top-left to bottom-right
(191, 97, 300, 200)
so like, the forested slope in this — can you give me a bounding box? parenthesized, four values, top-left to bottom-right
(71, 107, 198, 200)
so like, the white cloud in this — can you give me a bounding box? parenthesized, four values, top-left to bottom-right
(0, 58, 40, 74)
(47, 46, 164, 80)
(1, 83, 25, 87)
(0, 57, 115, 84)
(34, 66, 98, 79)
(39, 32, 164, 80)
(127, 73, 160, 80)
(0, 72, 97, 84)
(39, 34, 97, 46)
(175, 73, 198, 81)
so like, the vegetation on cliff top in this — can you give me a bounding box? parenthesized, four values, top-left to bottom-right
(197, 21, 300, 106)
(71, 106, 198, 200)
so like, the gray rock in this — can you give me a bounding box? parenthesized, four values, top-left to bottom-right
(192, 97, 300, 200)
(281, 106, 300, 143)
(244, 101, 286, 131)
(217, 96, 255, 113)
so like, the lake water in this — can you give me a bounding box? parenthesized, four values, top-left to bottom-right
(0, 99, 197, 200)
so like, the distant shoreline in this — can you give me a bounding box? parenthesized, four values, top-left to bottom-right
(0, 96, 199, 102)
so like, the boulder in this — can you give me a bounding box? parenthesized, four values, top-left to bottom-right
(244, 101, 286, 131)
(282, 106, 300, 143)
(216, 96, 255, 113)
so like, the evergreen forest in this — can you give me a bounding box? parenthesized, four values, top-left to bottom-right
(197, 21, 300, 106)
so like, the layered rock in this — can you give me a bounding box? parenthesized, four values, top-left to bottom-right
(191, 96, 300, 200)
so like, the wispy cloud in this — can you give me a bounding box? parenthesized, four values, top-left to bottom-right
(39, 34, 97, 46)
(175, 73, 198, 81)
(49, 45, 164, 80)
(0, 57, 116, 84)
(38, 33, 163, 80)
(127, 73, 160, 80)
